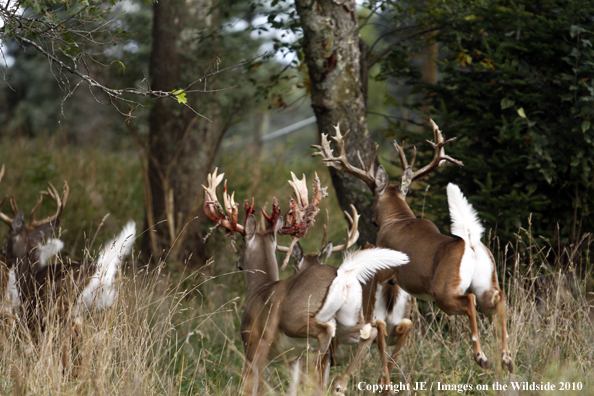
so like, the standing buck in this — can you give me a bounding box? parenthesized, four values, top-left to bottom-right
(203, 169, 409, 395)
(312, 121, 514, 383)
(0, 178, 136, 369)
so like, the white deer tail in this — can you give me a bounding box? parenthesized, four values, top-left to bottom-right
(447, 183, 484, 247)
(77, 221, 136, 313)
(315, 248, 409, 326)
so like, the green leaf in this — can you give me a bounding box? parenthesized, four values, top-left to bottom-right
(501, 97, 515, 109)
(517, 108, 527, 119)
(582, 120, 591, 133)
(570, 25, 588, 39)
(111, 60, 126, 75)
(172, 89, 187, 104)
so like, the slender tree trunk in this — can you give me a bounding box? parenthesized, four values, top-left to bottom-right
(144, 0, 226, 268)
(294, 0, 377, 244)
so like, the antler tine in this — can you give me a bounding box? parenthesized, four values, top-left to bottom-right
(29, 195, 43, 225)
(277, 172, 329, 269)
(223, 181, 240, 228)
(261, 198, 281, 230)
(9, 196, 19, 216)
(312, 172, 328, 206)
(31, 181, 69, 227)
(0, 165, 4, 183)
(202, 168, 245, 235)
(331, 204, 360, 252)
(311, 123, 377, 189)
(0, 197, 12, 226)
(393, 141, 409, 170)
(411, 120, 464, 181)
(288, 172, 309, 207)
(244, 198, 256, 222)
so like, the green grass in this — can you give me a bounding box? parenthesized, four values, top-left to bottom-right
(0, 138, 592, 395)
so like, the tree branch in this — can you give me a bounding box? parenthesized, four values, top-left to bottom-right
(368, 26, 441, 68)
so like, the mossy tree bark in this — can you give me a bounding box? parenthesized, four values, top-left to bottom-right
(294, 0, 377, 244)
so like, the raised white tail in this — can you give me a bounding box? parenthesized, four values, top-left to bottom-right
(315, 248, 409, 326)
(76, 221, 136, 313)
(447, 183, 484, 246)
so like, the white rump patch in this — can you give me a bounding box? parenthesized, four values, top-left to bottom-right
(373, 283, 387, 323)
(316, 248, 409, 328)
(388, 289, 411, 327)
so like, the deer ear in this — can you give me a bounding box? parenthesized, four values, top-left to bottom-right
(291, 242, 303, 264)
(12, 213, 24, 234)
(319, 242, 333, 263)
(375, 166, 388, 196)
(274, 216, 284, 234)
(245, 215, 257, 240)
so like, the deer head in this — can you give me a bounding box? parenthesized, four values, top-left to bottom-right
(312, 121, 463, 226)
(284, 204, 360, 272)
(0, 176, 69, 273)
(202, 169, 284, 292)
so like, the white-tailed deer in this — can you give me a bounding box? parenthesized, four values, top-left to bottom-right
(203, 169, 409, 395)
(288, 225, 412, 392)
(312, 121, 514, 382)
(0, 177, 136, 369)
(284, 203, 360, 274)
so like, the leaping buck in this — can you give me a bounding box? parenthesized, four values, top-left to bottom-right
(0, 175, 136, 369)
(312, 121, 514, 384)
(203, 169, 409, 396)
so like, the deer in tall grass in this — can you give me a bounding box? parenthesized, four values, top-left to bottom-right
(0, 172, 136, 369)
(287, 218, 412, 392)
(313, 121, 514, 388)
(203, 169, 409, 395)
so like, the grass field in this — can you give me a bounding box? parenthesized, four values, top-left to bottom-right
(0, 139, 592, 395)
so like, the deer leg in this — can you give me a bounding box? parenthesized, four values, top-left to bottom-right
(437, 292, 488, 369)
(476, 289, 514, 373)
(311, 318, 335, 389)
(375, 320, 392, 393)
(465, 293, 489, 369)
(287, 357, 302, 396)
(333, 324, 378, 396)
(495, 291, 513, 373)
(386, 318, 412, 375)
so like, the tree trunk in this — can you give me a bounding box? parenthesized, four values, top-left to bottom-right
(144, 0, 225, 268)
(294, 0, 377, 244)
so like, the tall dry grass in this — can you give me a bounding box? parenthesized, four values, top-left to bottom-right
(0, 230, 590, 395)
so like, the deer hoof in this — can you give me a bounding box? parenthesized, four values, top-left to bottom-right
(333, 383, 346, 396)
(475, 351, 490, 369)
(502, 350, 514, 373)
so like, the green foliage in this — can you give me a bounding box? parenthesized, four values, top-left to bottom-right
(0, 0, 154, 141)
(380, 0, 594, 243)
(172, 89, 188, 104)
